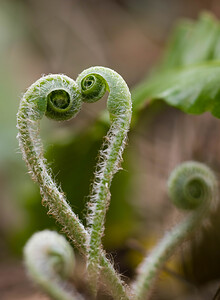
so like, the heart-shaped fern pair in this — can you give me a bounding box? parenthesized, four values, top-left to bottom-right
(17, 66, 218, 300)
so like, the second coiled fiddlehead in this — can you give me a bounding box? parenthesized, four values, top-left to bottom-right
(24, 230, 84, 300)
(17, 69, 131, 300)
(76, 67, 132, 294)
(132, 161, 218, 300)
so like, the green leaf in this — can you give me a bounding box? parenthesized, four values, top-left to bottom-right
(133, 62, 220, 118)
(132, 13, 220, 119)
(159, 13, 220, 71)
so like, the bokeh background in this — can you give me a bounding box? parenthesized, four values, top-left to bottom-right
(1, 0, 220, 299)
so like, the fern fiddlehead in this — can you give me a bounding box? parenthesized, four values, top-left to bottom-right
(17, 74, 87, 252)
(76, 67, 132, 294)
(24, 230, 84, 300)
(132, 161, 218, 300)
(17, 70, 131, 300)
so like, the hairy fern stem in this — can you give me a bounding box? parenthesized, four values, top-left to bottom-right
(76, 67, 132, 295)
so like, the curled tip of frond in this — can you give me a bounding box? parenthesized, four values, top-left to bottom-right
(24, 230, 75, 281)
(24, 74, 82, 121)
(167, 161, 218, 211)
(76, 66, 132, 116)
(80, 73, 107, 103)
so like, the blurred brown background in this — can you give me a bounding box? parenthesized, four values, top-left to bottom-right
(1, 0, 220, 299)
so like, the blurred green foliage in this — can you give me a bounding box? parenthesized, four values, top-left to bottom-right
(0, 1, 28, 166)
(132, 13, 220, 116)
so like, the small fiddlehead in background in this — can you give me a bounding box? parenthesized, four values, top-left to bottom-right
(76, 67, 132, 295)
(17, 71, 130, 300)
(132, 161, 218, 300)
(24, 230, 83, 300)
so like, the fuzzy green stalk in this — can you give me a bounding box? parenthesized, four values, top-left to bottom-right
(76, 67, 132, 295)
(132, 161, 218, 300)
(17, 73, 130, 300)
(24, 230, 83, 300)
